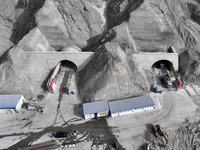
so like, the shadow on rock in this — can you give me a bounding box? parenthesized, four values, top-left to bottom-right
(73, 104, 84, 118)
(10, 0, 45, 44)
(137, 143, 149, 150)
(145, 123, 154, 134)
(82, 29, 116, 52)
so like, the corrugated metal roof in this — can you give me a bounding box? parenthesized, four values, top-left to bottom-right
(83, 100, 109, 115)
(108, 95, 155, 114)
(0, 95, 23, 109)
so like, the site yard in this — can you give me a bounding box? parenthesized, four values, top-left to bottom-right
(0, 62, 199, 149)
(153, 68, 176, 90)
(152, 61, 181, 93)
(1, 0, 200, 149)
(0, 54, 198, 150)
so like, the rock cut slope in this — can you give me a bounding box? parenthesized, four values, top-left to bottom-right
(0, 0, 200, 149)
(78, 42, 149, 102)
(36, 0, 105, 50)
(0, 0, 200, 101)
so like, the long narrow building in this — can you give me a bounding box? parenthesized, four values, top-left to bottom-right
(108, 95, 155, 117)
(83, 95, 155, 119)
(83, 100, 109, 119)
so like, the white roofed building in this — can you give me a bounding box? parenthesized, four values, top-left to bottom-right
(83, 95, 156, 119)
(83, 100, 109, 119)
(0, 95, 25, 113)
(108, 95, 155, 117)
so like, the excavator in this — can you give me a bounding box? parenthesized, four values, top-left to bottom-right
(153, 124, 168, 146)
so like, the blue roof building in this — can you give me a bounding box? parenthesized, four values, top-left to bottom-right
(0, 95, 25, 113)
(108, 95, 155, 117)
(83, 100, 109, 119)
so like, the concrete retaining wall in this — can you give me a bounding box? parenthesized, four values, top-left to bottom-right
(26, 52, 94, 71)
(133, 52, 179, 71)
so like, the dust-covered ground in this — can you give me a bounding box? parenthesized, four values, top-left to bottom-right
(1, 0, 200, 149)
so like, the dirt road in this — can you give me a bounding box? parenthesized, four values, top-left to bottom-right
(107, 90, 197, 149)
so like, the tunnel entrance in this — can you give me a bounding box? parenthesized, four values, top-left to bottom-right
(60, 60, 77, 71)
(59, 60, 77, 95)
(152, 60, 173, 70)
(151, 60, 178, 93)
(46, 60, 77, 94)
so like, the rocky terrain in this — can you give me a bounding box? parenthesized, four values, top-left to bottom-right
(0, 0, 200, 149)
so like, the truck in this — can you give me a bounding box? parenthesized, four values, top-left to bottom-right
(160, 65, 173, 88)
(160, 63, 184, 89)
(47, 62, 61, 94)
(163, 74, 173, 88)
(175, 77, 184, 89)
(170, 65, 184, 89)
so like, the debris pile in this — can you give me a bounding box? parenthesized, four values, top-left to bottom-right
(23, 102, 44, 113)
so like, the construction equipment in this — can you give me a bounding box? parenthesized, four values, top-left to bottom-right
(153, 124, 168, 146)
(170, 65, 184, 89)
(23, 102, 44, 113)
(146, 143, 151, 150)
(160, 64, 173, 88)
(47, 62, 61, 94)
(160, 63, 184, 89)
(175, 76, 184, 89)
(163, 74, 173, 88)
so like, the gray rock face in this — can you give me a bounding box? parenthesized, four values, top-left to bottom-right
(78, 42, 149, 102)
(0, 19, 13, 56)
(1, 0, 200, 149)
(9, 0, 45, 44)
(36, 0, 104, 50)
(0, 1, 17, 56)
(128, 1, 183, 52)
(0, 0, 45, 55)
(106, 0, 144, 29)
(0, 47, 48, 98)
(18, 27, 51, 51)
(0, 0, 200, 99)
(179, 48, 200, 83)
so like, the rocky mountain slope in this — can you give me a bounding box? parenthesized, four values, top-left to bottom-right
(0, 0, 200, 99)
(0, 0, 200, 149)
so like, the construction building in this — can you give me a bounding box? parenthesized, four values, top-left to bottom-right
(0, 95, 25, 113)
(83, 95, 155, 119)
(108, 95, 155, 117)
(83, 100, 109, 119)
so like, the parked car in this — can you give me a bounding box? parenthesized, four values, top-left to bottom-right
(52, 132, 70, 138)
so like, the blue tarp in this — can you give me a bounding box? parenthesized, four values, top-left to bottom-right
(83, 100, 109, 115)
(0, 95, 23, 109)
(108, 95, 155, 114)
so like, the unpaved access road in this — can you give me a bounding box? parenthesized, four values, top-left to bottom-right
(1, 65, 198, 150)
(107, 90, 197, 149)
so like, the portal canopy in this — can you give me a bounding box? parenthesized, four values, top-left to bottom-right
(133, 52, 178, 71)
(152, 60, 173, 70)
(26, 51, 94, 71)
(60, 60, 77, 71)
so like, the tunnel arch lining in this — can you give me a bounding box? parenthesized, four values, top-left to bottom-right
(133, 52, 179, 71)
(151, 59, 174, 69)
(59, 60, 78, 71)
